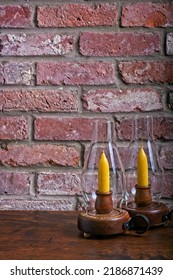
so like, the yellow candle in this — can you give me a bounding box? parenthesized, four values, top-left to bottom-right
(98, 151, 110, 193)
(137, 147, 149, 187)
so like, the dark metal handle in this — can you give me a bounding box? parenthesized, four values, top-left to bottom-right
(123, 214, 150, 234)
(162, 210, 173, 223)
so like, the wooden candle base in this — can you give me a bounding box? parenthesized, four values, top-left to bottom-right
(123, 184, 170, 227)
(78, 209, 130, 236)
(135, 185, 152, 207)
(124, 202, 169, 227)
(78, 189, 150, 237)
(95, 191, 113, 214)
(78, 190, 130, 236)
(123, 185, 169, 227)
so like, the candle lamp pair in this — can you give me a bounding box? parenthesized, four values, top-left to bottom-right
(78, 118, 172, 237)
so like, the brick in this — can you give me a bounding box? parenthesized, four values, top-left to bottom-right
(0, 116, 28, 140)
(153, 116, 173, 140)
(37, 172, 81, 195)
(36, 61, 115, 86)
(0, 172, 30, 195)
(160, 146, 173, 170)
(37, 4, 117, 27)
(115, 118, 142, 140)
(161, 173, 173, 198)
(80, 32, 160, 56)
(0, 144, 80, 167)
(0, 199, 75, 211)
(118, 60, 173, 84)
(0, 33, 73, 56)
(0, 64, 3, 84)
(34, 117, 107, 141)
(0, 62, 34, 85)
(0, 5, 32, 28)
(151, 172, 173, 198)
(0, 89, 78, 112)
(82, 88, 162, 113)
(115, 116, 173, 141)
(168, 91, 173, 111)
(121, 3, 173, 27)
(167, 33, 173, 55)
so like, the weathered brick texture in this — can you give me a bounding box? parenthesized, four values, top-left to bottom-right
(167, 33, 173, 55)
(0, 62, 34, 85)
(0, 199, 75, 211)
(37, 4, 117, 27)
(168, 91, 173, 110)
(0, 0, 172, 210)
(80, 32, 160, 56)
(0, 5, 33, 28)
(0, 172, 30, 195)
(0, 144, 80, 167)
(160, 146, 173, 170)
(0, 89, 78, 112)
(0, 33, 73, 56)
(0, 116, 28, 140)
(118, 61, 173, 84)
(34, 117, 106, 141)
(37, 172, 81, 195)
(121, 3, 173, 27)
(36, 61, 115, 85)
(115, 116, 173, 141)
(82, 88, 162, 113)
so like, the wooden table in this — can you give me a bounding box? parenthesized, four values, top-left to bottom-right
(0, 211, 173, 260)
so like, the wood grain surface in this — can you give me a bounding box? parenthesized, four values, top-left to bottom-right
(0, 211, 172, 260)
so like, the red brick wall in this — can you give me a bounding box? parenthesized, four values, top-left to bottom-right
(0, 0, 173, 210)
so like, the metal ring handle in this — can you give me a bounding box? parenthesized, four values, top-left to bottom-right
(123, 214, 150, 234)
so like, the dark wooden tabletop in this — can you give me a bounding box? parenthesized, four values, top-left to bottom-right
(0, 211, 172, 260)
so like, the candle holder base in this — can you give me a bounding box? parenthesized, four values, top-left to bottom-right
(78, 209, 130, 236)
(78, 189, 150, 237)
(78, 209, 150, 236)
(124, 201, 169, 227)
